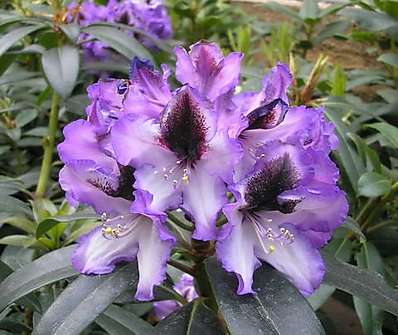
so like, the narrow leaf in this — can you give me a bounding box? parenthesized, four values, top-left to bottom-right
(0, 25, 44, 57)
(33, 264, 139, 335)
(205, 257, 325, 335)
(96, 304, 153, 335)
(153, 300, 224, 335)
(358, 172, 391, 198)
(0, 246, 77, 312)
(322, 251, 398, 316)
(82, 25, 153, 62)
(41, 45, 79, 98)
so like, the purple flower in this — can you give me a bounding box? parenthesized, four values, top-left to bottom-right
(67, 0, 172, 61)
(153, 274, 198, 320)
(58, 40, 348, 301)
(216, 140, 347, 297)
(175, 41, 243, 101)
(112, 84, 242, 240)
(58, 119, 174, 301)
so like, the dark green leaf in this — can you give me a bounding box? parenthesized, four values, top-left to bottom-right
(322, 251, 398, 316)
(0, 25, 44, 57)
(261, 2, 301, 22)
(341, 8, 398, 31)
(378, 52, 398, 67)
(358, 172, 391, 198)
(0, 246, 77, 312)
(367, 122, 398, 149)
(353, 243, 384, 335)
(205, 257, 325, 335)
(299, 0, 319, 20)
(41, 45, 79, 98)
(153, 300, 225, 335)
(82, 25, 153, 62)
(59, 24, 80, 43)
(35, 211, 97, 239)
(33, 264, 138, 335)
(96, 304, 153, 335)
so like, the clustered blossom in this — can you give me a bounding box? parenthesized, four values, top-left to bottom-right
(66, 0, 172, 60)
(58, 41, 348, 301)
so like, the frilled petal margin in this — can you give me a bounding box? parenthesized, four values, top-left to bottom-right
(58, 120, 117, 174)
(175, 41, 243, 101)
(217, 206, 325, 297)
(59, 163, 131, 215)
(71, 215, 174, 301)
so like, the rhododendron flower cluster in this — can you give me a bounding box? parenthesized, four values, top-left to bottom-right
(67, 0, 172, 60)
(58, 41, 348, 301)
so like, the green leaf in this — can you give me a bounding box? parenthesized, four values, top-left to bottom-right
(0, 235, 38, 248)
(205, 257, 325, 335)
(378, 52, 398, 67)
(41, 45, 79, 98)
(96, 304, 153, 335)
(322, 251, 398, 316)
(0, 25, 44, 57)
(33, 264, 138, 335)
(153, 300, 224, 335)
(59, 23, 80, 43)
(262, 2, 301, 22)
(353, 243, 384, 335)
(358, 172, 391, 198)
(325, 103, 364, 194)
(341, 8, 398, 31)
(36, 212, 98, 239)
(367, 122, 398, 149)
(299, 0, 319, 21)
(314, 20, 350, 45)
(0, 246, 77, 312)
(82, 25, 153, 62)
(330, 64, 346, 97)
(0, 195, 31, 216)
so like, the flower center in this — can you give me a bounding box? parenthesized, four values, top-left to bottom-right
(160, 88, 208, 164)
(243, 154, 300, 214)
(88, 165, 135, 201)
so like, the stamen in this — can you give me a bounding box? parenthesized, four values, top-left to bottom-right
(101, 214, 138, 239)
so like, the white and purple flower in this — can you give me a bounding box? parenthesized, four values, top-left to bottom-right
(58, 41, 348, 301)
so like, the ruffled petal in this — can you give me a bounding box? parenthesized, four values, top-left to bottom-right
(175, 41, 242, 100)
(59, 163, 131, 215)
(216, 204, 261, 294)
(58, 120, 117, 174)
(86, 79, 128, 135)
(71, 218, 141, 275)
(124, 57, 172, 118)
(182, 164, 227, 240)
(72, 215, 173, 301)
(280, 182, 348, 241)
(255, 222, 325, 296)
(136, 222, 174, 300)
(112, 114, 175, 167)
(261, 63, 292, 104)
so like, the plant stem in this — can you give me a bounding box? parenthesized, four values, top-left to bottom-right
(361, 182, 398, 231)
(35, 91, 59, 198)
(168, 212, 194, 231)
(167, 259, 195, 276)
